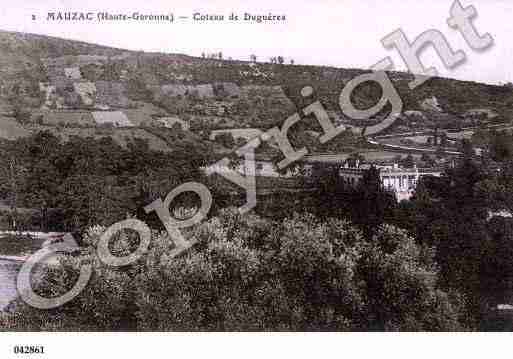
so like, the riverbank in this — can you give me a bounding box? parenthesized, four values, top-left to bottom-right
(0, 233, 64, 312)
(0, 234, 46, 258)
(0, 259, 22, 311)
(0, 255, 26, 263)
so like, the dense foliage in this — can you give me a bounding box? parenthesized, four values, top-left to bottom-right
(0, 131, 211, 233)
(1, 209, 464, 331)
(2, 128, 513, 331)
(391, 155, 513, 329)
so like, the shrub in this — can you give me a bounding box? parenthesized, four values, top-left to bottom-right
(12, 104, 32, 125)
(4, 209, 466, 331)
(135, 209, 464, 331)
(3, 227, 142, 331)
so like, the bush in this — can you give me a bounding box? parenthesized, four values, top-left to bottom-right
(3, 226, 141, 331)
(214, 132, 235, 149)
(4, 210, 466, 331)
(135, 209, 465, 331)
(12, 105, 32, 125)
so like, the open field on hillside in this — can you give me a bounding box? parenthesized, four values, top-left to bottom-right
(29, 125, 172, 152)
(0, 117, 30, 140)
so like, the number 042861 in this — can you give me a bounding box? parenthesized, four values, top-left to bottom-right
(13, 346, 44, 354)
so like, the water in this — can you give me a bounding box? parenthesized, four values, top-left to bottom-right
(0, 259, 21, 310)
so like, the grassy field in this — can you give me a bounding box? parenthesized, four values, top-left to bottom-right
(361, 150, 423, 161)
(0, 117, 30, 140)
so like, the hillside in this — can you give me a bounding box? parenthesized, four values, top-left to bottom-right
(0, 29, 512, 156)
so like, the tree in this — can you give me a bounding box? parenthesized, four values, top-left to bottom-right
(357, 224, 463, 330)
(0, 145, 27, 229)
(347, 152, 365, 167)
(440, 133, 449, 147)
(420, 153, 435, 167)
(490, 130, 513, 162)
(482, 217, 513, 309)
(12, 103, 32, 124)
(215, 132, 236, 149)
(102, 59, 121, 81)
(0, 130, 211, 233)
(435, 147, 445, 159)
(126, 73, 152, 101)
(351, 166, 397, 240)
(15, 131, 63, 230)
(5, 209, 465, 331)
(400, 153, 415, 168)
(394, 157, 494, 327)
(277, 56, 284, 65)
(498, 161, 513, 212)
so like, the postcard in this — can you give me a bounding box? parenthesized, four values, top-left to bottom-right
(0, 0, 510, 357)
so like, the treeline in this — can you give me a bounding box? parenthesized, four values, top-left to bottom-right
(2, 209, 464, 331)
(2, 130, 513, 330)
(0, 130, 212, 233)
(391, 158, 513, 329)
(472, 128, 513, 162)
(307, 148, 513, 329)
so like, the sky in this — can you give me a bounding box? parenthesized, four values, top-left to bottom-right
(0, 0, 512, 85)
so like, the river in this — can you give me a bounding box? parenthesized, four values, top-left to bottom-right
(0, 259, 21, 311)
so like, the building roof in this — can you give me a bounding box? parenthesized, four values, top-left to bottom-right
(92, 111, 133, 127)
(158, 117, 190, 131)
(210, 128, 264, 141)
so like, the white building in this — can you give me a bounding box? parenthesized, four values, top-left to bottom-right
(92, 111, 133, 127)
(338, 163, 442, 201)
